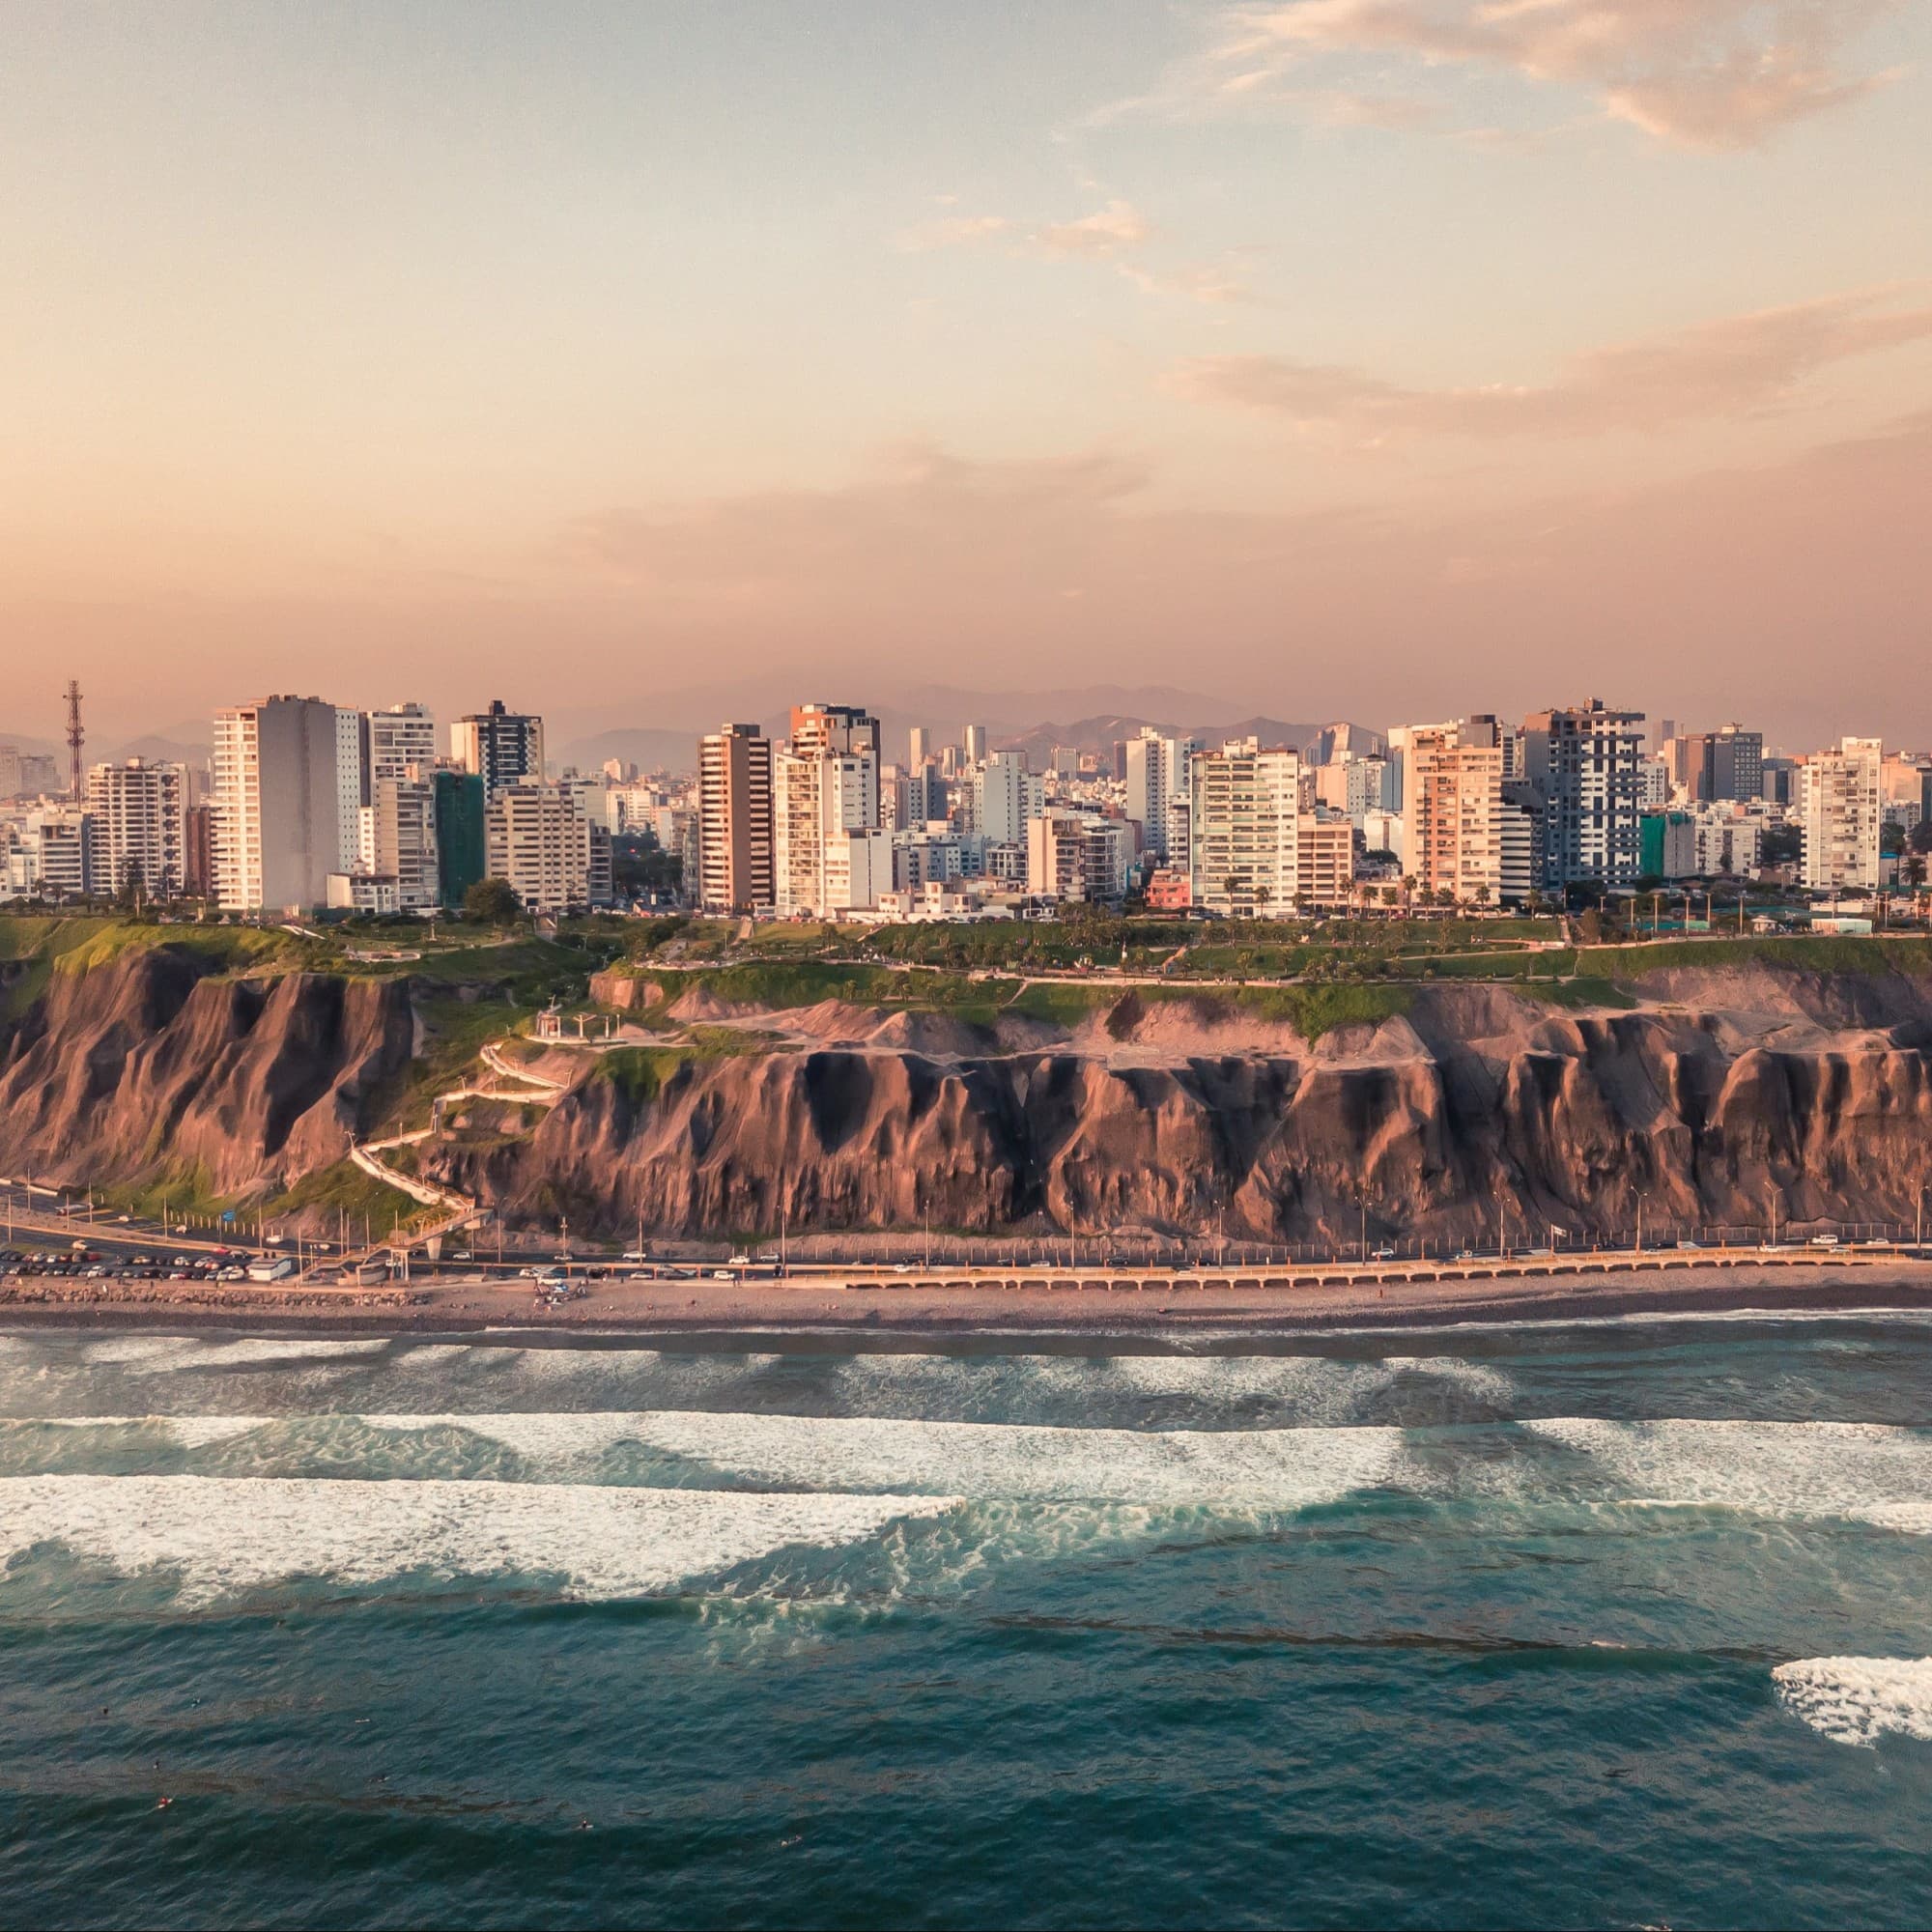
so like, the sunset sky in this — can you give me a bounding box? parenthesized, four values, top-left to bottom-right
(4, 0, 1929, 751)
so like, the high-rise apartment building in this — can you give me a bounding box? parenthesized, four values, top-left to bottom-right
(434, 769, 486, 909)
(792, 703, 881, 758)
(1390, 720, 1505, 904)
(697, 724, 774, 913)
(1187, 738, 1300, 918)
(1295, 816, 1355, 910)
(962, 724, 987, 764)
(1800, 737, 1882, 891)
(1520, 700, 1645, 890)
(85, 758, 187, 897)
(968, 751, 1043, 847)
(360, 778, 440, 910)
(774, 744, 880, 915)
(485, 783, 606, 913)
(365, 702, 437, 785)
(211, 696, 355, 912)
(2, 804, 99, 897)
(452, 700, 545, 796)
(1025, 811, 1133, 905)
(906, 762, 948, 826)
(1124, 728, 1194, 862)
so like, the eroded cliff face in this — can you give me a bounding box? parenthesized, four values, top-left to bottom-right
(5, 946, 1932, 1242)
(432, 983, 1932, 1244)
(0, 945, 415, 1197)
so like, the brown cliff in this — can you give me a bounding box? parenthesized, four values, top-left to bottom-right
(0, 944, 414, 1199)
(6, 945, 1932, 1245)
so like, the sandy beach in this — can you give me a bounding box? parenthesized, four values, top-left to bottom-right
(6, 1256, 1932, 1338)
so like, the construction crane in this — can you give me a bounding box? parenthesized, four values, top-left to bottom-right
(65, 679, 84, 800)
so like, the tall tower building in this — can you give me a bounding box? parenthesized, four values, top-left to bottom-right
(85, 758, 187, 897)
(697, 724, 774, 913)
(1124, 727, 1195, 863)
(1188, 738, 1300, 918)
(1389, 719, 1504, 904)
(1800, 737, 1883, 891)
(1520, 700, 1645, 890)
(451, 700, 545, 796)
(211, 696, 355, 912)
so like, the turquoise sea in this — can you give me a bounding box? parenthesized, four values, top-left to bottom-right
(2, 1313, 1930, 1929)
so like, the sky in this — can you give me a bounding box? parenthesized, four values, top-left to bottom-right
(3, 0, 1929, 753)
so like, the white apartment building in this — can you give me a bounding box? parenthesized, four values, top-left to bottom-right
(1691, 804, 1766, 879)
(2, 803, 98, 897)
(326, 871, 401, 916)
(1124, 729, 1194, 862)
(774, 746, 879, 916)
(967, 751, 1043, 847)
(821, 830, 894, 913)
(1499, 802, 1537, 904)
(485, 782, 602, 913)
(365, 702, 436, 785)
(358, 777, 440, 910)
(1188, 739, 1300, 918)
(85, 758, 186, 897)
(1800, 737, 1883, 891)
(893, 827, 969, 891)
(1363, 808, 1404, 865)
(1390, 720, 1504, 904)
(212, 696, 357, 912)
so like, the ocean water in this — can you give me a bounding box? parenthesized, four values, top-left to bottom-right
(3, 1317, 1931, 1928)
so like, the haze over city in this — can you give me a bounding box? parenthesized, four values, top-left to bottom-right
(6, 0, 1930, 751)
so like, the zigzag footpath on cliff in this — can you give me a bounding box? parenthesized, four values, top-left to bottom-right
(8, 921, 1932, 1252)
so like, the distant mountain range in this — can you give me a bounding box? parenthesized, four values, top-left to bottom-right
(553, 684, 1386, 775)
(6, 692, 1384, 783)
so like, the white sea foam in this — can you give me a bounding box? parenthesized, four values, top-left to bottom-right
(0, 1474, 952, 1605)
(1522, 1418, 1932, 1533)
(1774, 1657, 1932, 1747)
(362, 1409, 1402, 1505)
(830, 1348, 1414, 1426)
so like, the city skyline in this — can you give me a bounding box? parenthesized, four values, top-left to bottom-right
(5, 1, 1930, 751)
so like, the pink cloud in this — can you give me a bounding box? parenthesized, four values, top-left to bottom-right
(1172, 288, 1932, 437)
(1122, 0, 1900, 148)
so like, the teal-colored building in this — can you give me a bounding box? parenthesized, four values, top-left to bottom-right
(1639, 810, 1695, 880)
(435, 769, 487, 908)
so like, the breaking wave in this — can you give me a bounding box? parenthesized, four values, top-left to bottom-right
(0, 1474, 952, 1606)
(1522, 1419, 1932, 1533)
(1774, 1656, 1932, 1747)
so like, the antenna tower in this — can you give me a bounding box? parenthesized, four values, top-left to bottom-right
(65, 680, 84, 800)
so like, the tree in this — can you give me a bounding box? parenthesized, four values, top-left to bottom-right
(1912, 819, 1932, 857)
(463, 878, 524, 925)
